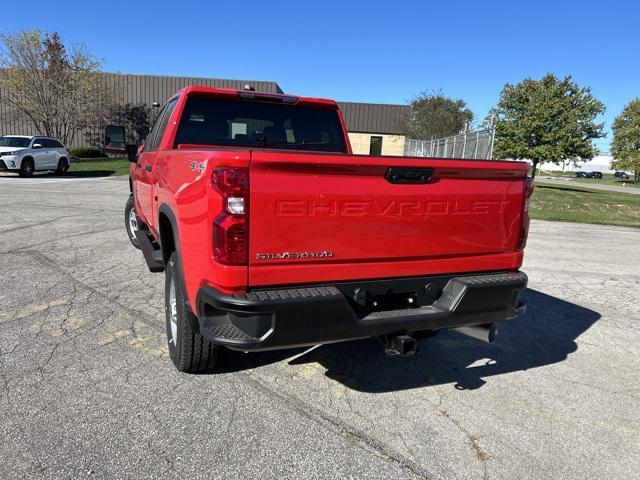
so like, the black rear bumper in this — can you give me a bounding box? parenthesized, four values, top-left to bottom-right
(196, 271, 527, 351)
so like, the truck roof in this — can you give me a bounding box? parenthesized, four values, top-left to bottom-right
(178, 85, 340, 109)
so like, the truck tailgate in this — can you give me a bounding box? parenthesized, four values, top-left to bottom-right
(248, 151, 529, 287)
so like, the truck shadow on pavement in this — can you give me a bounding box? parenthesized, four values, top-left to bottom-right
(225, 288, 601, 392)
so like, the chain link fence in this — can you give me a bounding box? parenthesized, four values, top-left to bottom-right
(404, 127, 495, 160)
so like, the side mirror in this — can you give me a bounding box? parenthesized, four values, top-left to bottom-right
(104, 125, 126, 154)
(32, 143, 43, 149)
(126, 144, 139, 163)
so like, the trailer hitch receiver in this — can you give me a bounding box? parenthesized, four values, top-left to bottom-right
(382, 334, 418, 357)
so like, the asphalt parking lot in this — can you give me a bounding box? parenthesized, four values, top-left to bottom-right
(1, 175, 638, 480)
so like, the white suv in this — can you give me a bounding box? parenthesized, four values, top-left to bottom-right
(0, 135, 72, 177)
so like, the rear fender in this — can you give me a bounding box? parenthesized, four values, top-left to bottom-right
(158, 204, 199, 332)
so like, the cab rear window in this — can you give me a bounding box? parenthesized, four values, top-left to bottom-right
(174, 97, 347, 153)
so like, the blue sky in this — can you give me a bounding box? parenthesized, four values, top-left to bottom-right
(1, 0, 638, 153)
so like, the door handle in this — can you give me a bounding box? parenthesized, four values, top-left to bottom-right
(385, 167, 433, 184)
(145, 165, 153, 172)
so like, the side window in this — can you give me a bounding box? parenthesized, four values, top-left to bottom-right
(32, 138, 45, 148)
(53, 140, 64, 148)
(144, 106, 168, 152)
(145, 98, 178, 152)
(44, 139, 59, 148)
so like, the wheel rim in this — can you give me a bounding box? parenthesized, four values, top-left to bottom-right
(128, 209, 139, 239)
(25, 162, 33, 173)
(168, 276, 178, 346)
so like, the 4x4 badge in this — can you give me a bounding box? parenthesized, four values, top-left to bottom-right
(189, 161, 206, 172)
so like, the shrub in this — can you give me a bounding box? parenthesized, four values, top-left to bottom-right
(68, 147, 104, 158)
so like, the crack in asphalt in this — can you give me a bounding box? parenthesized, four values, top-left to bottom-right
(1, 228, 122, 255)
(237, 372, 432, 480)
(0, 213, 90, 236)
(2, 250, 159, 329)
(438, 408, 490, 480)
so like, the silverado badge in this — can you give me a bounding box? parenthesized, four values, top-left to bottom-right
(256, 251, 334, 260)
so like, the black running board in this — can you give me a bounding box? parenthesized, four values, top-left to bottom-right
(137, 231, 164, 272)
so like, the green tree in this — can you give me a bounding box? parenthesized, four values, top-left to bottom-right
(407, 91, 474, 140)
(114, 103, 151, 145)
(0, 30, 112, 145)
(611, 98, 640, 181)
(492, 74, 605, 178)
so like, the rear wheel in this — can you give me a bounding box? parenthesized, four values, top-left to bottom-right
(19, 158, 34, 178)
(56, 157, 69, 174)
(124, 195, 141, 249)
(165, 252, 220, 373)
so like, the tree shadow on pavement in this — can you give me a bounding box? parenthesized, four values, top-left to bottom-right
(39, 170, 121, 178)
(224, 288, 600, 392)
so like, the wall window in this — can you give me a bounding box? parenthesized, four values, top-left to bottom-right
(369, 136, 383, 156)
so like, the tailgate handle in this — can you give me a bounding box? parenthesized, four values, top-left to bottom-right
(385, 167, 433, 184)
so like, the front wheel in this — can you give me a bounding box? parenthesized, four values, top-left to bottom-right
(165, 252, 220, 373)
(124, 195, 141, 249)
(56, 157, 69, 175)
(19, 158, 34, 178)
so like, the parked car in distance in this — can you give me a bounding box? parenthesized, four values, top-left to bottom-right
(0, 135, 72, 177)
(613, 171, 630, 180)
(575, 171, 603, 179)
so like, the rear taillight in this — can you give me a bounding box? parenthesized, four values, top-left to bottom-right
(212, 167, 248, 265)
(517, 177, 534, 250)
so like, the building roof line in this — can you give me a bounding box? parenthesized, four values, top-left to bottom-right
(337, 100, 409, 108)
(101, 70, 282, 88)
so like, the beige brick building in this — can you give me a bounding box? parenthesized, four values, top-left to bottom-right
(347, 132, 406, 156)
(337, 101, 409, 156)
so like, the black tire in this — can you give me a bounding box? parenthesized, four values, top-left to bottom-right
(56, 157, 69, 174)
(124, 196, 141, 249)
(165, 252, 220, 373)
(19, 158, 34, 178)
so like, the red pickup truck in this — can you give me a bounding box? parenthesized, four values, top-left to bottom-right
(108, 86, 532, 373)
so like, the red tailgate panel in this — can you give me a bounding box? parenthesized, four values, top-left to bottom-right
(248, 151, 528, 287)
